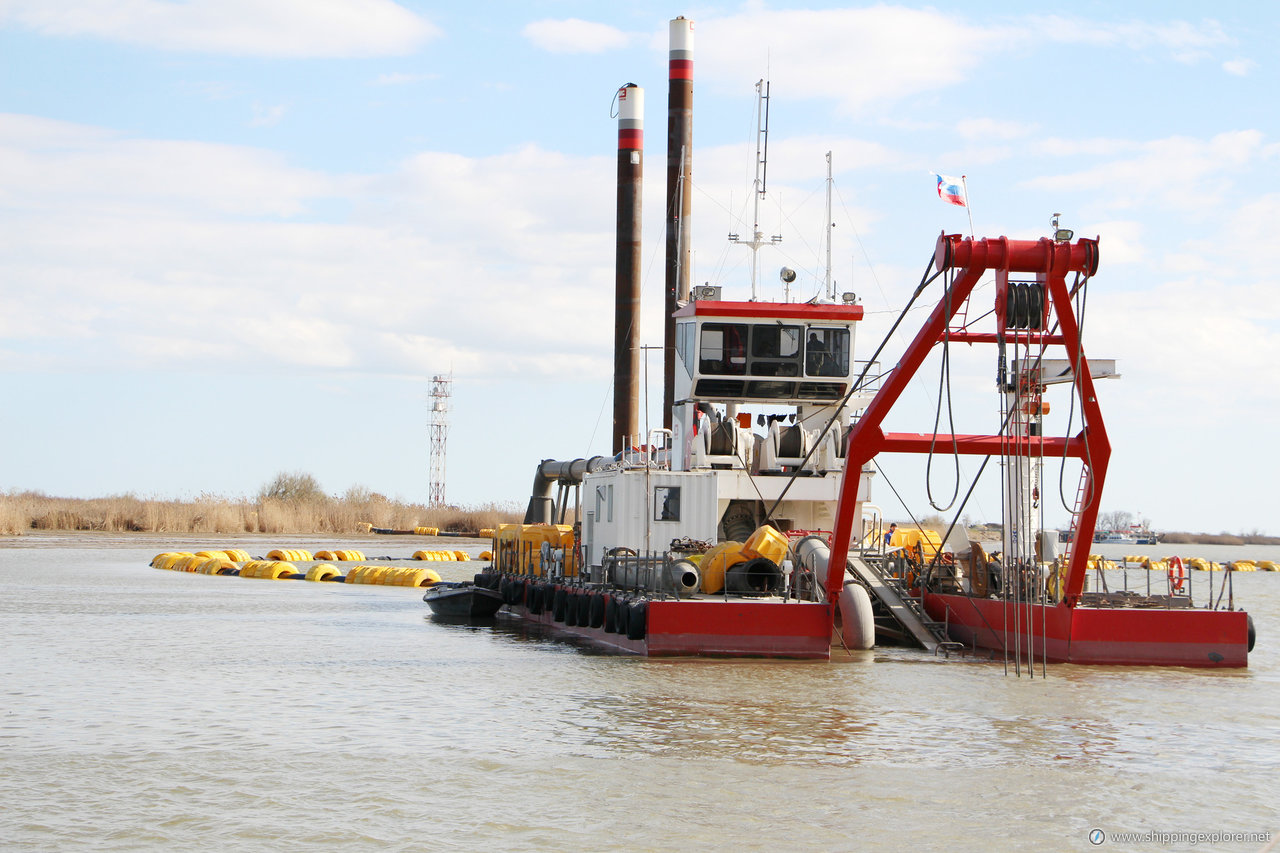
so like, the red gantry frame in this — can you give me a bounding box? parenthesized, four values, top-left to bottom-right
(826, 233, 1108, 607)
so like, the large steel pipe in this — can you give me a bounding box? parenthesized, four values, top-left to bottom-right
(522, 456, 610, 524)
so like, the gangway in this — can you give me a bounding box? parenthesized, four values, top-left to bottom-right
(847, 553, 956, 654)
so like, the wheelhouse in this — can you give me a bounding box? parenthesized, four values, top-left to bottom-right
(673, 300, 863, 405)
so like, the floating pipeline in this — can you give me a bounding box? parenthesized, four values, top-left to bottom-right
(150, 549, 452, 588)
(366, 526, 484, 538)
(150, 550, 251, 571)
(1117, 555, 1277, 572)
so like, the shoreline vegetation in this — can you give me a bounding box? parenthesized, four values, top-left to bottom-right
(0, 472, 524, 538)
(1, 486, 523, 538)
(1158, 531, 1280, 546)
(2, 489, 1275, 546)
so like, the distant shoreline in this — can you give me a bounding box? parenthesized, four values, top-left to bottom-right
(0, 491, 522, 538)
(1070, 531, 1280, 547)
(1152, 532, 1280, 545)
(4, 492, 1273, 546)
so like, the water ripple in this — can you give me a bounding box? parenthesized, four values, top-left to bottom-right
(2, 542, 1278, 850)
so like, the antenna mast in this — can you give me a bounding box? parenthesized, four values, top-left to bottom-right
(428, 373, 452, 506)
(824, 150, 835, 301)
(728, 79, 781, 299)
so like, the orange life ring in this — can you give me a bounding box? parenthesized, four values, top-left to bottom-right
(1168, 556, 1186, 593)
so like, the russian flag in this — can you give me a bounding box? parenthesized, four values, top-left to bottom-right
(935, 173, 967, 207)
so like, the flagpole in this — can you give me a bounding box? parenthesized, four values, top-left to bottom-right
(961, 175, 974, 238)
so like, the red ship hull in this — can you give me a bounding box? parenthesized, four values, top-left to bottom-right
(923, 592, 1249, 667)
(504, 594, 833, 659)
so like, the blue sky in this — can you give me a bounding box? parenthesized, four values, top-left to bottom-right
(1, 1, 1276, 534)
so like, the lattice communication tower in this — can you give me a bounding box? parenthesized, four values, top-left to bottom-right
(428, 374, 452, 506)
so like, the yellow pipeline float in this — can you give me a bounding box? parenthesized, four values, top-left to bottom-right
(1117, 554, 1280, 572)
(412, 549, 467, 562)
(346, 565, 441, 587)
(240, 560, 298, 580)
(314, 549, 366, 561)
(267, 549, 313, 562)
(305, 564, 340, 582)
(195, 557, 237, 575)
(150, 552, 194, 570)
(149, 549, 444, 589)
(1086, 554, 1118, 572)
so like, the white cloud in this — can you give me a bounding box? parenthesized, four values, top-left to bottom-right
(938, 145, 1014, 169)
(1090, 279, 1280, 406)
(689, 8, 1240, 116)
(0, 113, 336, 217)
(1036, 137, 1137, 158)
(698, 7, 1009, 113)
(1223, 58, 1257, 76)
(1027, 14, 1231, 57)
(249, 103, 287, 127)
(1022, 130, 1270, 212)
(0, 114, 619, 379)
(956, 119, 1038, 142)
(0, 0, 440, 57)
(1080, 220, 1145, 265)
(522, 18, 628, 54)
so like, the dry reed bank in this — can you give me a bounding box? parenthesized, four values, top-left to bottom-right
(1158, 531, 1280, 546)
(0, 491, 521, 537)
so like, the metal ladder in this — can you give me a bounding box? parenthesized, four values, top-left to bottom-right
(1064, 466, 1092, 547)
(846, 553, 957, 654)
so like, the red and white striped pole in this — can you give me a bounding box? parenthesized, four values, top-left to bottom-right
(613, 83, 643, 455)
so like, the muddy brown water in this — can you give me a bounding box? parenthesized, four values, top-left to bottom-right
(2, 534, 1277, 851)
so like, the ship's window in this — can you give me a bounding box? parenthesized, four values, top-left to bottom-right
(745, 380, 796, 399)
(805, 327, 851, 377)
(677, 321, 696, 377)
(749, 324, 802, 376)
(654, 486, 680, 522)
(695, 379, 745, 397)
(699, 323, 747, 375)
(796, 382, 847, 400)
(607, 484, 614, 523)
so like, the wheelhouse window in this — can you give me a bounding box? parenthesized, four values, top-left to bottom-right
(805, 327, 851, 377)
(748, 324, 801, 377)
(699, 323, 747, 375)
(691, 320, 853, 400)
(676, 321, 696, 377)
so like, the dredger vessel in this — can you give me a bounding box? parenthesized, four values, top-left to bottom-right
(474, 16, 1253, 667)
